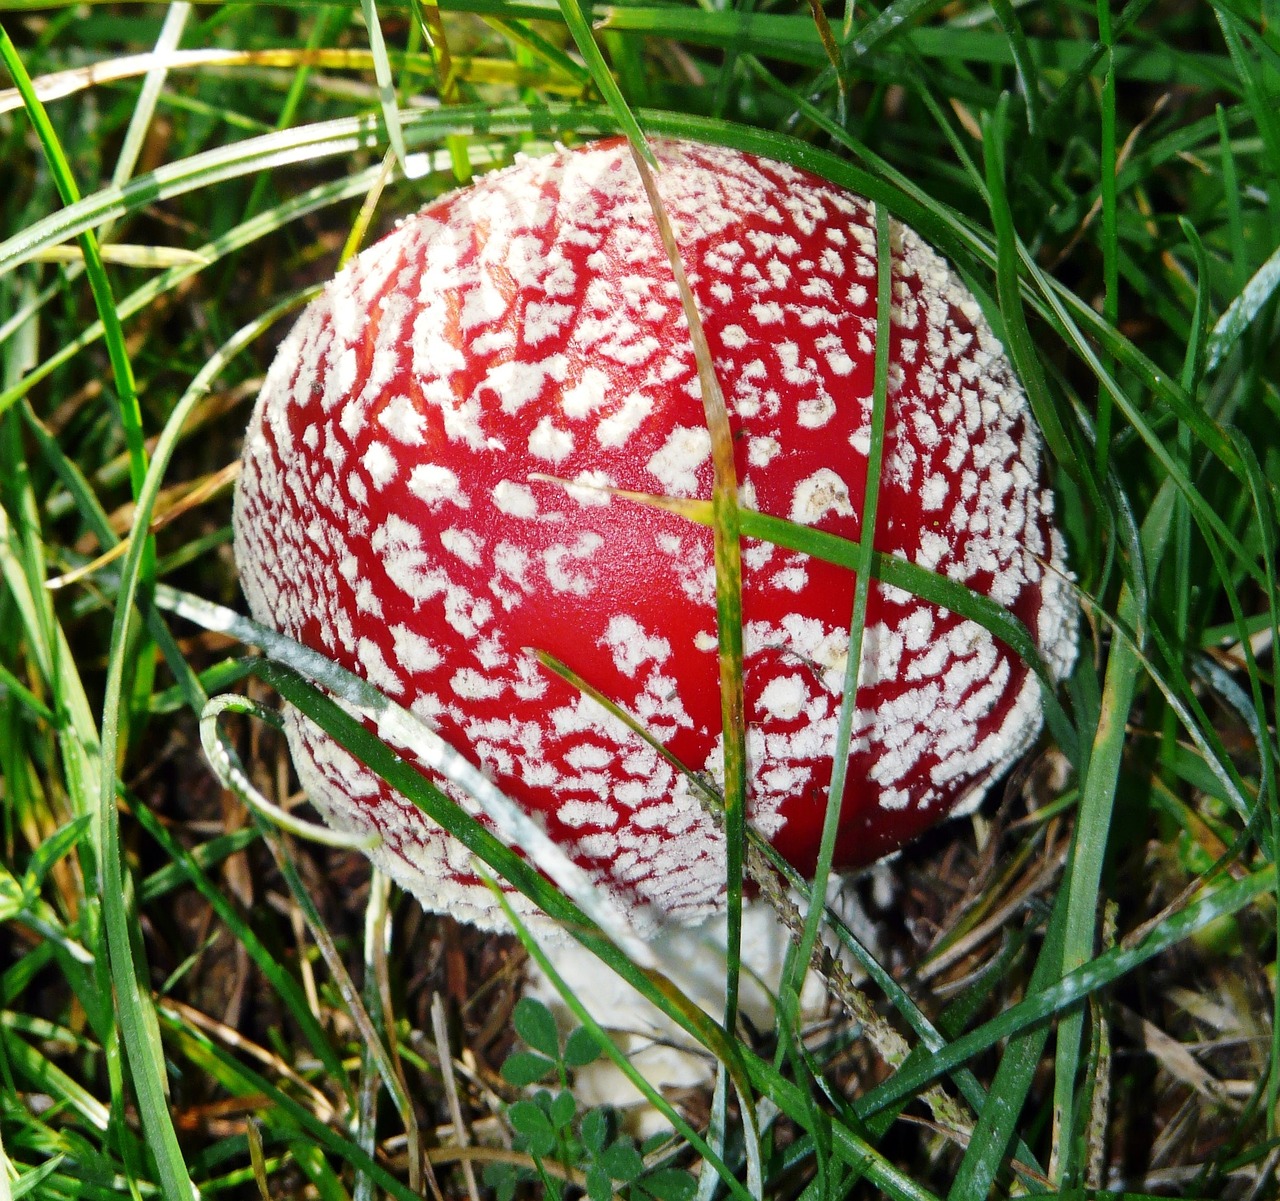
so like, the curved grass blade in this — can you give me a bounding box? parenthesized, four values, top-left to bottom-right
(0, 24, 147, 498)
(82, 296, 293, 1201)
(200, 694, 381, 849)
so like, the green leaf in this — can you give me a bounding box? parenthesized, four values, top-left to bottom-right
(549, 1088, 577, 1130)
(602, 1139, 644, 1183)
(509, 1099, 557, 1158)
(640, 1131, 674, 1156)
(501, 1051, 557, 1087)
(587, 1164, 614, 1201)
(513, 996, 562, 1059)
(640, 1169, 698, 1201)
(581, 1107, 611, 1153)
(564, 1025, 604, 1068)
(483, 1162, 519, 1201)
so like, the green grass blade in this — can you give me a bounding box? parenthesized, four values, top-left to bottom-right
(159, 1011, 421, 1201)
(946, 883, 1069, 1199)
(1205, 236, 1280, 373)
(860, 862, 1277, 1117)
(107, 3, 191, 199)
(126, 799, 349, 1086)
(982, 95, 1087, 489)
(1093, 0, 1119, 480)
(626, 141, 752, 1076)
(555, 0, 651, 160)
(782, 201, 892, 1033)
(359, 0, 413, 175)
(0, 23, 148, 498)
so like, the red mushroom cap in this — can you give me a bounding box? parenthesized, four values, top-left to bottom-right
(233, 137, 1076, 933)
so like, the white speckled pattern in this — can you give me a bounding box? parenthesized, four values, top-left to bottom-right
(234, 138, 1077, 932)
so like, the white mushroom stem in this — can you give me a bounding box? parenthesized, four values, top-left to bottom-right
(525, 882, 879, 1138)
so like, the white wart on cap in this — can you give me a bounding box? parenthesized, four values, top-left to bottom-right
(233, 137, 1077, 934)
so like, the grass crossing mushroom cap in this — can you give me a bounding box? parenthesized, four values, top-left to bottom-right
(233, 137, 1077, 935)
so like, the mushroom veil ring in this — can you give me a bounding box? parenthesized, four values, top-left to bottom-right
(232, 137, 1077, 937)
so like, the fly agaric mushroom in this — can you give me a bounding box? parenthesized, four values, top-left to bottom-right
(233, 137, 1076, 936)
